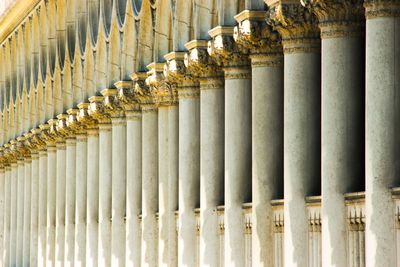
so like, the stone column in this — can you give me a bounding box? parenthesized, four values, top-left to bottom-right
(36, 133, 48, 267)
(16, 149, 25, 267)
(151, 64, 179, 267)
(9, 147, 19, 266)
(117, 81, 142, 267)
(22, 141, 32, 267)
(208, 26, 252, 267)
(29, 143, 40, 267)
(235, 10, 284, 267)
(266, 2, 321, 266)
(134, 69, 160, 267)
(65, 109, 78, 267)
(77, 103, 100, 267)
(42, 122, 57, 267)
(164, 54, 200, 267)
(53, 115, 68, 267)
(3, 162, 10, 266)
(88, 96, 111, 267)
(185, 40, 225, 267)
(101, 88, 127, 267)
(0, 154, 6, 266)
(364, 1, 400, 266)
(74, 128, 87, 267)
(302, 1, 365, 265)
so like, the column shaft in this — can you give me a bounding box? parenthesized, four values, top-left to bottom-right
(251, 56, 283, 266)
(0, 168, 4, 267)
(64, 138, 76, 267)
(224, 69, 252, 266)
(10, 163, 18, 266)
(126, 113, 142, 266)
(30, 153, 39, 267)
(23, 158, 32, 266)
(75, 135, 87, 267)
(141, 109, 158, 267)
(199, 79, 224, 266)
(46, 146, 57, 266)
(365, 5, 400, 266)
(3, 167, 10, 266)
(55, 143, 66, 267)
(16, 160, 25, 267)
(98, 124, 112, 267)
(86, 130, 99, 267)
(38, 151, 47, 267)
(111, 117, 126, 266)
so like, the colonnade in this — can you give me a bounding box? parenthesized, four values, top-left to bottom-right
(0, 0, 399, 266)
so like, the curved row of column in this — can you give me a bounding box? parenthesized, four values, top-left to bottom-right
(0, 0, 399, 266)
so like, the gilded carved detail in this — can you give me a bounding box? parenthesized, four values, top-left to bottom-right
(116, 80, 142, 113)
(164, 52, 199, 100)
(208, 26, 250, 68)
(234, 10, 283, 61)
(101, 89, 125, 119)
(364, 0, 400, 19)
(134, 71, 159, 112)
(301, 0, 364, 38)
(88, 96, 111, 124)
(77, 103, 98, 132)
(266, 1, 320, 53)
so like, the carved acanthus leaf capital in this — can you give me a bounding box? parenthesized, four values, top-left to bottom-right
(364, 0, 400, 19)
(15, 136, 30, 159)
(115, 80, 141, 112)
(184, 40, 223, 79)
(88, 96, 111, 124)
(29, 128, 47, 151)
(208, 26, 250, 68)
(101, 89, 125, 118)
(4, 144, 17, 164)
(301, 0, 364, 38)
(234, 10, 283, 56)
(66, 108, 84, 134)
(77, 103, 98, 130)
(164, 52, 198, 100)
(39, 123, 57, 146)
(134, 71, 158, 111)
(266, 0, 320, 53)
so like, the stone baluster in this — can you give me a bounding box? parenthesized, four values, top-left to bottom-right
(77, 103, 100, 267)
(88, 96, 111, 267)
(117, 80, 143, 267)
(208, 26, 252, 266)
(302, 1, 365, 265)
(135, 67, 160, 267)
(64, 109, 79, 267)
(364, 1, 400, 266)
(185, 39, 224, 267)
(101, 88, 127, 267)
(164, 53, 201, 267)
(266, 1, 321, 266)
(234, 10, 284, 267)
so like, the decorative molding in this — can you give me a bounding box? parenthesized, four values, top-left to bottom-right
(301, 0, 365, 39)
(101, 89, 125, 119)
(133, 71, 159, 111)
(364, 0, 400, 19)
(88, 96, 111, 125)
(266, 1, 320, 53)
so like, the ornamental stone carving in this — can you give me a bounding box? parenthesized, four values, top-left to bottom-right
(234, 10, 283, 55)
(39, 123, 58, 146)
(66, 108, 86, 134)
(101, 89, 125, 119)
(116, 80, 141, 114)
(364, 0, 400, 19)
(301, 0, 364, 38)
(265, 0, 320, 53)
(164, 52, 199, 100)
(134, 71, 159, 112)
(88, 96, 111, 124)
(77, 103, 98, 132)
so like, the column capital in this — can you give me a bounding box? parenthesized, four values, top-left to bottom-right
(164, 52, 199, 100)
(76, 103, 98, 134)
(88, 96, 111, 124)
(115, 80, 142, 113)
(4, 143, 17, 165)
(66, 108, 87, 134)
(55, 113, 74, 138)
(266, 0, 320, 53)
(184, 40, 224, 81)
(364, 0, 400, 19)
(29, 128, 47, 152)
(15, 136, 30, 160)
(301, 0, 364, 38)
(133, 71, 158, 112)
(101, 88, 125, 118)
(39, 123, 58, 147)
(234, 10, 283, 59)
(208, 26, 251, 68)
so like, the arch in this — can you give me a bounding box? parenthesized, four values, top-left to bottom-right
(121, 0, 137, 79)
(28, 81, 37, 130)
(47, 0, 57, 76)
(8, 99, 15, 140)
(44, 71, 54, 121)
(77, 0, 88, 55)
(23, 18, 32, 91)
(9, 37, 17, 103)
(15, 93, 22, 136)
(66, 0, 77, 63)
(136, 0, 154, 71)
(16, 29, 25, 97)
(31, 11, 40, 89)
(94, 24, 107, 92)
(36, 79, 45, 124)
(107, 16, 122, 87)
(38, 3, 48, 82)
(53, 67, 63, 115)
(57, 0, 67, 71)
(101, 0, 114, 37)
(83, 42, 96, 98)
(153, 0, 172, 61)
(131, 0, 143, 16)
(62, 59, 73, 110)
(116, 0, 128, 27)
(21, 89, 29, 133)
(89, 0, 101, 46)
(72, 49, 84, 106)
